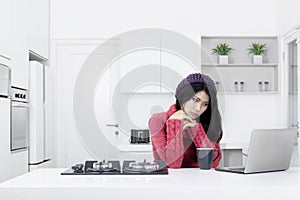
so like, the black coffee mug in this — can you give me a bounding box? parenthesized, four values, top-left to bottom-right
(196, 148, 220, 170)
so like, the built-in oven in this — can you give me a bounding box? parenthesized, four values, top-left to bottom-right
(0, 57, 10, 98)
(11, 87, 29, 151)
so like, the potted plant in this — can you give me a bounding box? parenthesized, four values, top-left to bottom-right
(246, 43, 268, 64)
(212, 43, 233, 64)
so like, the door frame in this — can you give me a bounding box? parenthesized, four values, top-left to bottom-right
(282, 28, 300, 153)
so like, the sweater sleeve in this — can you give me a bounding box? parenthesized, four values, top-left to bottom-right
(148, 114, 185, 168)
(187, 124, 222, 168)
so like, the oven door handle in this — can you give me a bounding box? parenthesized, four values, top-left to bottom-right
(11, 102, 30, 108)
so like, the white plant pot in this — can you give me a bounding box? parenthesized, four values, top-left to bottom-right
(219, 55, 228, 64)
(253, 55, 263, 64)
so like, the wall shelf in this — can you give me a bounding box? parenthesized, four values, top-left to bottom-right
(201, 36, 279, 93)
(217, 91, 280, 95)
(202, 63, 278, 67)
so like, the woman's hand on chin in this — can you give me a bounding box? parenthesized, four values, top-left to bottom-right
(169, 110, 197, 129)
(182, 117, 197, 129)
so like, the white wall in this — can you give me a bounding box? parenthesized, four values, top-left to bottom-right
(277, 0, 300, 34)
(50, 0, 286, 166)
(50, 0, 279, 38)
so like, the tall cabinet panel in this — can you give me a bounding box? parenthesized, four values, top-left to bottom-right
(0, 0, 11, 57)
(44, 66, 55, 166)
(5, 0, 49, 89)
(0, 98, 11, 182)
(28, 0, 50, 59)
(10, 0, 30, 89)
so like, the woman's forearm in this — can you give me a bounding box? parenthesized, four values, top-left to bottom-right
(149, 115, 185, 168)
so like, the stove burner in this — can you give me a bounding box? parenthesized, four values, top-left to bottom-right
(100, 160, 113, 169)
(84, 160, 121, 174)
(61, 159, 168, 175)
(123, 159, 167, 174)
(128, 160, 158, 170)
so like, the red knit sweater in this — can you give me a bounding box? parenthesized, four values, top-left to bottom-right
(148, 104, 221, 168)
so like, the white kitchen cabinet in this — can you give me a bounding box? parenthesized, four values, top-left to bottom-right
(119, 51, 198, 94)
(10, 46, 29, 89)
(120, 34, 200, 94)
(4, 0, 49, 89)
(44, 66, 55, 167)
(160, 51, 200, 94)
(28, 0, 50, 59)
(0, 98, 11, 183)
(0, 0, 11, 57)
(9, 151, 28, 180)
(9, 0, 30, 89)
(160, 33, 201, 94)
(119, 49, 161, 93)
(201, 36, 279, 93)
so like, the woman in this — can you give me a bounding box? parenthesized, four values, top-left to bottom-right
(148, 73, 223, 168)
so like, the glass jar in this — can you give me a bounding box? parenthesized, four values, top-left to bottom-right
(258, 81, 269, 92)
(234, 81, 244, 92)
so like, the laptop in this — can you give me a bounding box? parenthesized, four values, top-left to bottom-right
(215, 128, 297, 174)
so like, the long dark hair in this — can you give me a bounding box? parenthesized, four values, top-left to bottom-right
(175, 83, 223, 143)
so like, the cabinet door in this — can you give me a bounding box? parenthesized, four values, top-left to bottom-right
(161, 51, 200, 93)
(119, 50, 160, 93)
(0, 0, 11, 57)
(10, 48, 29, 89)
(28, 0, 49, 58)
(160, 34, 201, 93)
(10, 0, 30, 89)
(44, 66, 54, 163)
(0, 98, 11, 182)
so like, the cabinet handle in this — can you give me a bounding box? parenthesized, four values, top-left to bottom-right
(106, 124, 118, 128)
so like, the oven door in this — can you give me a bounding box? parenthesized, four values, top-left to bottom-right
(11, 102, 29, 151)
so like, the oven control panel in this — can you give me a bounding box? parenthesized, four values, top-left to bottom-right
(11, 87, 29, 103)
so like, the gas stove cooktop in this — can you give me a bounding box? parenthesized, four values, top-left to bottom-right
(61, 159, 168, 175)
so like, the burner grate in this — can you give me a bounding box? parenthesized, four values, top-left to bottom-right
(61, 159, 168, 175)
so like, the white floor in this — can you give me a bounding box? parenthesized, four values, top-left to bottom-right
(290, 146, 300, 167)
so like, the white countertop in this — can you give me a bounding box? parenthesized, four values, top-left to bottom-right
(117, 142, 247, 152)
(1, 168, 300, 200)
(118, 144, 152, 152)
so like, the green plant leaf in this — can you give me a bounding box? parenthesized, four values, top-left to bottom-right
(246, 43, 268, 55)
(212, 43, 233, 55)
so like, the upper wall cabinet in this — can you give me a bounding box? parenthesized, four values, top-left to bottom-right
(119, 49, 161, 93)
(28, 0, 49, 59)
(119, 33, 200, 94)
(201, 36, 279, 93)
(10, 0, 30, 89)
(119, 50, 198, 94)
(0, 0, 11, 57)
(1, 0, 49, 89)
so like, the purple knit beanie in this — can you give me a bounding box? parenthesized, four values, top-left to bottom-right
(175, 73, 217, 98)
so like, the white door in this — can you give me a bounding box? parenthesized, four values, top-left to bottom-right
(53, 40, 121, 167)
(283, 29, 300, 154)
